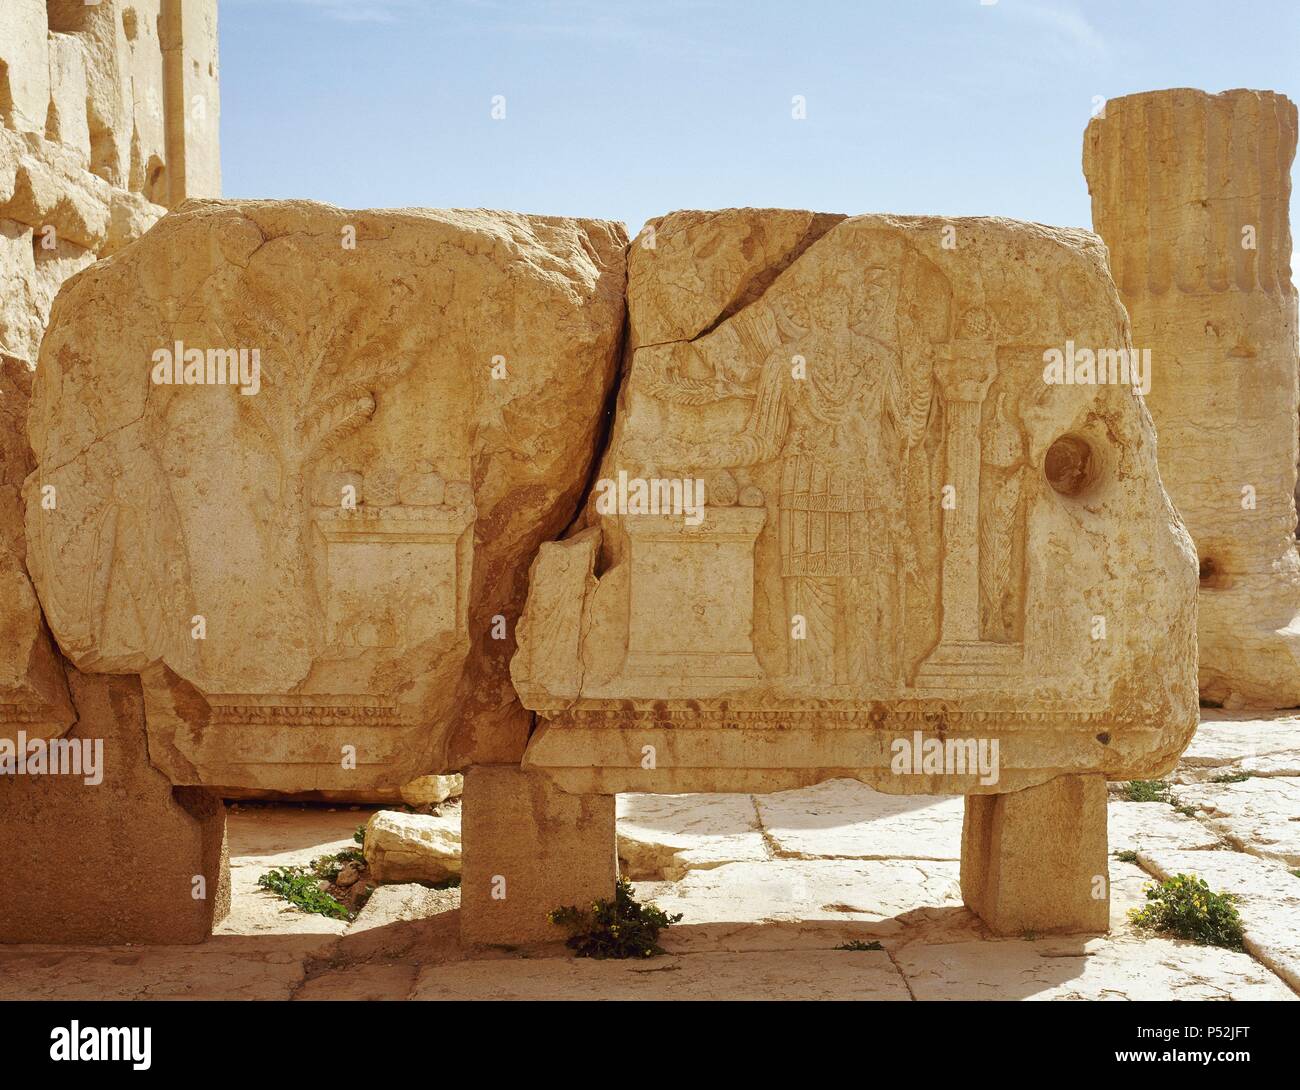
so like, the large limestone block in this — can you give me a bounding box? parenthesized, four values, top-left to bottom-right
(46, 0, 162, 195)
(0, 127, 166, 255)
(33, 1, 218, 207)
(460, 765, 616, 946)
(46, 31, 92, 167)
(0, 671, 229, 945)
(516, 210, 1198, 796)
(0, 1, 51, 136)
(1, 217, 97, 369)
(1084, 88, 1300, 708)
(25, 200, 627, 795)
(364, 809, 461, 885)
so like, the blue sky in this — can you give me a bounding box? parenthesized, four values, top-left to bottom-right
(220, 0, 1299, 265)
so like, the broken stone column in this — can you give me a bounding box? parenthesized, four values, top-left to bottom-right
(460, 765, 617, 947)
(1084, 88, 1300, 708)
(25, 200, 626, 799)
(514, 209, 1201, 935)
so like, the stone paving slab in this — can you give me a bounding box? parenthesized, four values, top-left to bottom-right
(1180, 714, 1300, 768)
(409, 948, 911, 1001)
(0, 940, 314, 1001)
(644, 858, 963, 930)
(754, 779, 963, 860)
(894, 935, 1297, 1001)
(616, 792, 769, 880)
(1107, 800, 1222, 852)
(1172, 777, 1300, 866)
(1240, 753, 1300, 777)
(1137, 847, 1300, 994)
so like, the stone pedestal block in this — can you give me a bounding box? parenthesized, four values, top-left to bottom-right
(961, 773, 1109, 935)
(0, 671, 229, 945)
(459, 765, 616, 946)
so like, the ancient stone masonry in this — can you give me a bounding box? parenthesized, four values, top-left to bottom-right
(512, 210, 1200, 935)
(25, 200, 628, 798)
(0, 25, 1258, 949)
(2, 0, 221, 737)
(1, 0, 220, 367)
(1084, 89, 1300, 709)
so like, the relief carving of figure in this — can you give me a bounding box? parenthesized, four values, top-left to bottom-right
(642, 265, 934, 688)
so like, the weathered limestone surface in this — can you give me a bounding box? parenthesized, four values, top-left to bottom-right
(25, 200, 627, 796)
(755, 779, 964, 861)
(0, 357, 71, 740)
(895, 935, 1294, 1001)
(460, 765, 616, 946)
(399, 772, 463, 808)
(0, 670, 229, 945)
(1, 1, 223, 204)
(0, 1, 222, 356)
(1084, 89, 1300, 708)
(364, 810, 461, 885)
(1, 1, 221, 779)
(1106, 798, 1221, 852)
(516, 210, 1199, 797)
(616, 792, 769, 880)
(1173, 775, 1300, 865)
(1181, 711, 1300, 768)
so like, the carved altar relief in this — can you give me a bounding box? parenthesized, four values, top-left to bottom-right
(26, 201, 628, 793)
(315, 486, 474, 650)
(514, 211, 1199, 795)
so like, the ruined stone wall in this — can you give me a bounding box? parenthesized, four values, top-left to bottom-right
(1, 0, 221, 370)
(1, 0, 226, 944)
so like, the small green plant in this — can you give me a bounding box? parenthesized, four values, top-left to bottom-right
(307, 846, 366, 882)
(1128, 874, 1244, 950)
(1123, 780, 1170, 802)
(1290, 868, 1300, 879)
(1170, 798, 1199, 818)
(1210, 770, 1251, 784)
(835, 939, 883, 951)
(257, 866, 350, 920)
(549, 877, 682, 959)
(1114, 849, 1139, 863)
(354, 824, 366, 847)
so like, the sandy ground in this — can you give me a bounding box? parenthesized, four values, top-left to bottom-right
(2, 711, 1298, 1000)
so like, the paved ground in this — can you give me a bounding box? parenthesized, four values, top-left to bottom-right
(2, 712, 1298, 1000)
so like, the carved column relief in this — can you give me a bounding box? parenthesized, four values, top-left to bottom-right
(916, 341, 1021, 687)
